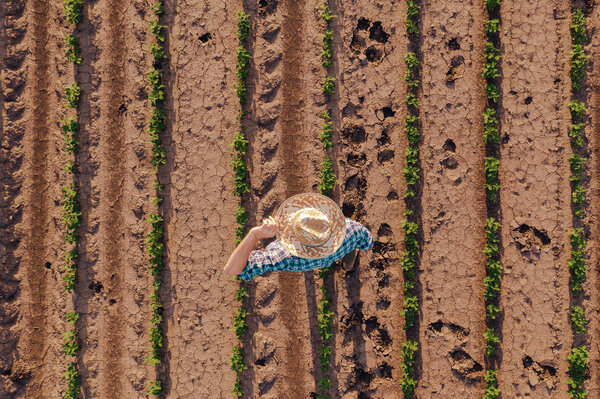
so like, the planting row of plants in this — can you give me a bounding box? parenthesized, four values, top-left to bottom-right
(566, 6, 589, 399)
(481, 1, 503, 397)
(229, 11, 252, 398)
(144, 1, 168, 396)
(399, 2, 422, 397)
(315, 4, 337, 398)
(61, 1, 83, 397)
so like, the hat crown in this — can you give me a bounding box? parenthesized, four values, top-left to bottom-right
(291, 208, 332, 247)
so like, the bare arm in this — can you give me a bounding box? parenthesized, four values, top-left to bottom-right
(223, 216, 279, 277)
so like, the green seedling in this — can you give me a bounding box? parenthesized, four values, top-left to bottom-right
(62, 361, 80, 399)
(64, 34, 82, 64)
(149, 18, 166, 42)
(321, 75, 336, 96)
(63, 0, 83, 24)
(484, 328, 500, 357)
(321, 29, 334, 69)
(63, 249, 77, 292)
(485, 19, 499, 34)
(319, 156, 336, 195)
(483, 369, 500, 399)
(146, 379, 162, 397)
(320, 4, 337, 23)
(404, 52, 419, 70)
(569, 153, 586, 182)
(62, 329, 79, 356)
(232, 307, 248, 339)
(486, 303, 500, 319)
(400, 340, 418, 397)
(233, 376, 243, 398)
(402, 294, 418, 329)
(571, 8, 587, 46)
(406, 0, 420, 35)
(236, 11, 250, 40)
(570, 306, 587, 334)
(483, 107, 499, 143)
(150, 1, 164, 16)
(567, 345, 588, 399)
(405, 92, 419, 108)
(64, 83, 81, 108)
(570, 44, 588, 90)
(149, 42, 166, 61)
(568, 100, 587, 118)
(569, 123, 585, 147)
(484, 157, 501, 202)
(485, 83, 499, 103)
(230, 344, 247, 373)
(485, 0, 500, 10)
(405, 116, 420, 144)
(66, 312, 80, 324)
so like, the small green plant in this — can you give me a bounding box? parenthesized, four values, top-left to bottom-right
(485, 0, 500, 10)
(569, 154, 586, 183)
(146, 380, 162, 396)
(64, 34, 82, 64)
(570, 44, 588, 90)
(486, 303, 500, 320)
(482, 42, 501, 79)
(62, 183, 81, 245)
(319, 156, 336, 195)
(233, 377, 243, 398)
(483, 369, 500, 399)
(230, 345, 247, 373)
(321, 75, 336, 96)
(405, 92, 419, 108)
(484, 157, 501, 202)
(568, 100, 587, 118)
(483, 108, 499, 143)
(62, 329, 79, 356)
(232, 308, 248, 339)
(61, 117, 79, 154)
(149, 42, 166, 61)
(64, 83, 81, 108)
(484, 19, 499, 34)
(571, 8, 587, 46)
(320, 4, 337, 23)
(400, 340, 418, 397)
(66, 312, 80, 324)
(483, 328, 500, 357)
(405, 115, 420, 144)
(63, 0, 83, 24)
(406, 0, 420, 35)
(568, 228, 587, 294)
(321, 29, 334, 68)
(62, 361, 80, 399)
(570, 306, 587, 334)
(569, 123, 585, 147)
(236, 11, 250, 40)
(149, 18, 166, 42)
(401, 294, 418, 330)
(567, 345, 588, 398)
(63, 249, 77, 292)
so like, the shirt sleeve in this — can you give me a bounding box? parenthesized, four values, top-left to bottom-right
(355, 221, 374, 251)
(237, 240, 289, 281)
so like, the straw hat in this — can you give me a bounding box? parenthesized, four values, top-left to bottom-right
(275, 192, 346, 259)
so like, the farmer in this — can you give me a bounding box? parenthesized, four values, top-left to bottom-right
(223, 192, 373, 281)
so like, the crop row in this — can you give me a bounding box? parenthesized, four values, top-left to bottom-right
(314, 4, 337, 398)
(481, 1, 503, 397)
(399, 2, 422, 397)
(143, 1, 168, 396)
(566, 6, 589, 399)
(229, 11, 252, 399)
(61, 1, 84, 397)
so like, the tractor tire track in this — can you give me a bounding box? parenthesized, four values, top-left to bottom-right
(160, 0, 240, 397)
(498, 0, 572, 395)
(0, 0, 28, 396)
(330, 1, 406, 397)
(82, 0, 131, 397)
(417, 0, 488, 396)
(15, 0, 68, 397)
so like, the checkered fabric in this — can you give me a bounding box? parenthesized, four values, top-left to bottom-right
(238, 218, 373, 281)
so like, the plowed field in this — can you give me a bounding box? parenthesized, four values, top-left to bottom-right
(1, 0, 600, 398)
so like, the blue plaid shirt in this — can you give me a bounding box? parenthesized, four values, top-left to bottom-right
(238, 218, 373, 281)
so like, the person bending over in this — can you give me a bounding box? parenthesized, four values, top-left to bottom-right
(223, 192, 373, 281)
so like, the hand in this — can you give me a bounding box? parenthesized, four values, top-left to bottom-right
(252, 216, 279, 240)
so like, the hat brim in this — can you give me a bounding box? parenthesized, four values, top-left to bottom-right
(276, 193, 346, 259)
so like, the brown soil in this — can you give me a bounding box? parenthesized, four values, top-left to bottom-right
(2, 0, 600, 398)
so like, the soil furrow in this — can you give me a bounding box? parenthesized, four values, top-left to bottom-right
(0, 0, 28, 396)
(330, 2, 406, 397)
(498, 0, 572, 395)
(160, 0, 239, 397)
(416, 0, 488, 396)
(583, 3, 600, 396)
